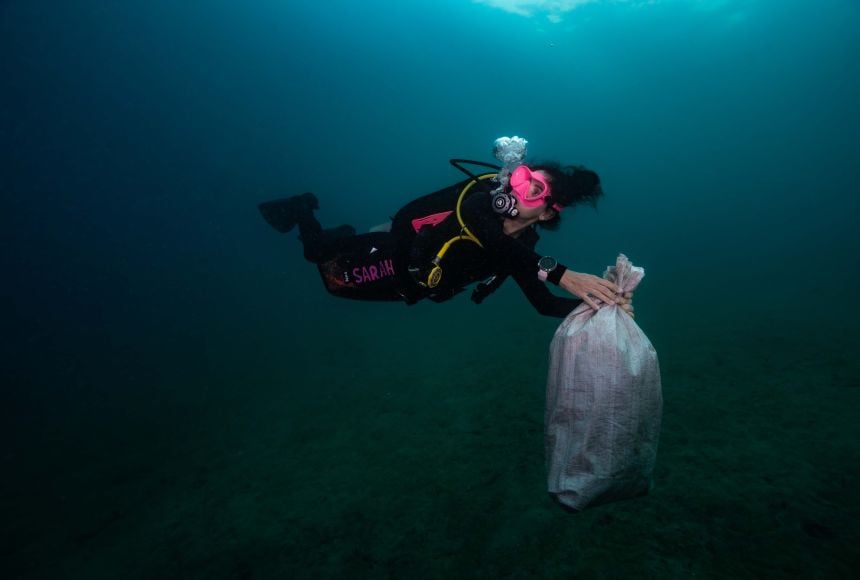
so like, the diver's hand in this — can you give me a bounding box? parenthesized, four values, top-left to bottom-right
(559, 270, 622, 311)
(617, 292, 635, 318)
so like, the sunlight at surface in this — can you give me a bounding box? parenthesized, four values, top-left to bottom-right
(472, 0, 743, 22)
(472, 0, 603, 21)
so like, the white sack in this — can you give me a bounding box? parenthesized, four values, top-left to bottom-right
(545, 254, 662, 512)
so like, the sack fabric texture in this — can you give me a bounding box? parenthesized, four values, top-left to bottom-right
(545, 254, 663, 512)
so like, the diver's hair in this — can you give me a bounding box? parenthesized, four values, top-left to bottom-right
(530, 161, 603, 230)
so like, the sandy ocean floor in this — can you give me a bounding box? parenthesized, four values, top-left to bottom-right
(3, 297, 858, 579)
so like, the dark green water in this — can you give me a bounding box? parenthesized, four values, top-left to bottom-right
(2, 0, 858, 577)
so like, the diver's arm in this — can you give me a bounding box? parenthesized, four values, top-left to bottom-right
(511, 268, 583, 318)
(461, 194, 626, 313)
(461, 194, 570, 283)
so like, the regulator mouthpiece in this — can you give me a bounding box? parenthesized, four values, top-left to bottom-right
(492, 191, 519, 218)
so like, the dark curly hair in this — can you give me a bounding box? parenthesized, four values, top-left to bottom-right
(529, 162, 603, 230)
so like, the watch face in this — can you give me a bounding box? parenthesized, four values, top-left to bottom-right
(539, 257, 557, 271)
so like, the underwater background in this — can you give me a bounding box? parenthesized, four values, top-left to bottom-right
(2, 0, 858, 577)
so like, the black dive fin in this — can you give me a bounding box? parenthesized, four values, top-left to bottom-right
(258, 192, 318, 233)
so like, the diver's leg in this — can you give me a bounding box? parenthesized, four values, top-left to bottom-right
(258, 192, 319, 233)
(316, 231, 403, 301)
(298, 220, 357, 263)
(258, 193, 356, 263)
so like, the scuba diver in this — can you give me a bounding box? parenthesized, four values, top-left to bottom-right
(259, 137, 633, 318)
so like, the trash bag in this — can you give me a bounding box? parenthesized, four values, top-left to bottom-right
(545, 254, 662, 512)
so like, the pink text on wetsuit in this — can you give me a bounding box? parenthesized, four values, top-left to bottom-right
(352, 259, 396, 284)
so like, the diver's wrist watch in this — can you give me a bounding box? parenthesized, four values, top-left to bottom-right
(537, 256, 558, 282)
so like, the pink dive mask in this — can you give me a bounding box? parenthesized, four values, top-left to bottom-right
(509, 165, 564, 211)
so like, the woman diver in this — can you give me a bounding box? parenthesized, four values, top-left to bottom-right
(258, 137, 633, 318)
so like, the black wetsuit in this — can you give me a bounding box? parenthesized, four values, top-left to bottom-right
(298, 178, 583, 318)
